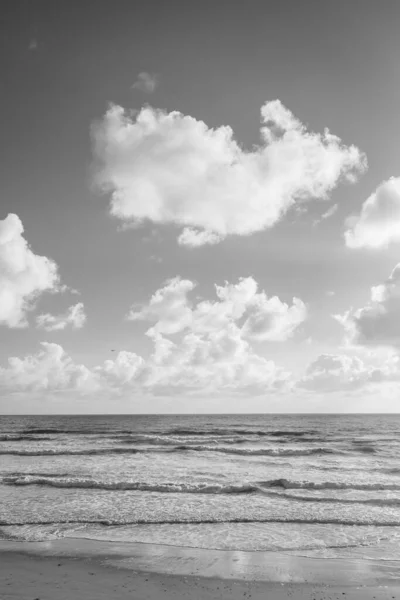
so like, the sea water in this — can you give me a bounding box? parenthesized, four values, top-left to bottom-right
(1, 414, 400, 560)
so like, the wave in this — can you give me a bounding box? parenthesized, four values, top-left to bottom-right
(1, 516, 400, 527)
(0, 445, 340, 457)
(116, 434, 249, 446)
(6, 474, 400, 499)
(261, 489, 400, 507)
(165, 428, 314, 437)
(16, 427, 316, 438)
(21, 428, 129, 435)
(0, 448, 144, 456)
(259, 478, 400, 491)
(0, 435, 53, 442)
(2, 476, 256, 494)
(173, 445, 341, 457)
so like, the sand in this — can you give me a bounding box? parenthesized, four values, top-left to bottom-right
(1, 540, 400, 600)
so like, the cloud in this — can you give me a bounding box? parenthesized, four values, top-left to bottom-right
(337, 263, 400, 348)
(313, 203, 338, 226)
(0, 342, 96, 393)
(2, 277, 303, 397)
(0, 214, 61, 328)
(345, 177, 400, 248)
(92, 100, 366, 246)
(128, 276, 307, 342)
(131, 72, 158, 93)
(177, 228, 222, 247)
(97, 351, 145, 387)
(298, 352, 400, 392)
(123, 276, 305, 394)
(36, 302, 87, 332)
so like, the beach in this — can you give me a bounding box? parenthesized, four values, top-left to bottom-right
(1, 543, 400, 600)
(2, 414, 400, 597)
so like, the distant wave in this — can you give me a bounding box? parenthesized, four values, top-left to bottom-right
(259, 478, 400, 491)
(0, 445, 340, 457)
(15, 427, 315, 438)
(2, 516, 400, 527)
(164, 428, 314, 437)
(173, 445, 341, 457)
(116, 434, 250, 446)
(21, 428, 127, 435)
(0, 448, 144, 456)
(0, 435, 53, 442)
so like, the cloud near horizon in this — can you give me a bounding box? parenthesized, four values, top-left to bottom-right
(1, 277, 307, 396)
(297, 352, 400, 392)
(92, 100, 366, 246)
(0, 214, 61, 328)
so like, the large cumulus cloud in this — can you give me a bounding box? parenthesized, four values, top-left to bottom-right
(92, 100, 366, 246)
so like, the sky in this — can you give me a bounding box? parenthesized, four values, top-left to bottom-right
(1, 0, 400, 414)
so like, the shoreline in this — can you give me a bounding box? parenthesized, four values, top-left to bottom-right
(1, 543, 400, 600)
(2, 536, 400, 581)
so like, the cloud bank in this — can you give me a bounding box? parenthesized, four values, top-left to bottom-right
(92, 100, 366, 246)
(1, 277, 307, 396)
(298, 352, 400, 392)
(0, 214, 61, 328)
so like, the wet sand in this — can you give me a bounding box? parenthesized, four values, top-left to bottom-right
(1, 539, 400, 600)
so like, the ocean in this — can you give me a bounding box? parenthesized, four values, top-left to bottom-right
(1, 413, 400, 561)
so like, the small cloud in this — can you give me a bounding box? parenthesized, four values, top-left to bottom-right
(326, 290, 335, 297)
(313, 203, 338, 226)
(36, 303, 87, 332)
(177, 228, 222, 247)
(29, 38, 38, 51)
(131, 72, 158, 93)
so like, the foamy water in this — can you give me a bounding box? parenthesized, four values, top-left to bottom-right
(1, 414, 400, 560)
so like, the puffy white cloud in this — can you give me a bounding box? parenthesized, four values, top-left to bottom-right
(92, 100, 366, 246)
(0, 214, 61, 328)
(128, 276, 307, 342)
(131, 72, 158, 93)
(128, 277, 195, 335)
(337, 263, 400, 347)
(96, 351, 145, 387)
(141, 325, 290, 395)
(298, 352, 400, 392)
(36, 302, 87, 332)
(0, 343, 96, 393)
(345, 177, 400, 248)
(124, 276, 305, 394)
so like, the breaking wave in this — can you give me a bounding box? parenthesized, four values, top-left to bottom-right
(259, 478, 400, 491)
(2, 476, 256, 494)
